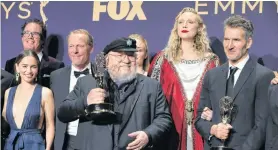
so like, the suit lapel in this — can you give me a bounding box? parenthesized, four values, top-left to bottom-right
(119, 76, 144, 133)
(219, 63, 229, 99)
(40, 54, 49, 72)
(61, 67, 71, 95)
(233, 59, 254, 100)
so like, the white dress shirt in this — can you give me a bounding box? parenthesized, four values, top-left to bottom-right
(37, 51, 43, 61)
(67, 63, 92, 136)
(228, 55, 250, 86)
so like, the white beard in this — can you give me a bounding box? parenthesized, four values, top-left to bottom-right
(108, 67, 137, 85)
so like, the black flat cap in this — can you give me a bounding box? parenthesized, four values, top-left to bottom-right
(103, 37, 137, 55)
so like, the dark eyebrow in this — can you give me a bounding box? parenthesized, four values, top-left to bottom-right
(21, 63, 37, 66)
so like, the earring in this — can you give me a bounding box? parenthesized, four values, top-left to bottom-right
(15, 72, 19, 82)
(35, 77, 38, 82)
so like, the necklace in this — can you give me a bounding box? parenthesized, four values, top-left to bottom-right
(176, 61, 204, 81)
(180, 58, 205, 64)
(181, 59, 200, 64)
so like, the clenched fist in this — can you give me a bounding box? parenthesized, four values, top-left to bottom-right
(87, 88, 106, 105)
(211, 123, 233, 140)
(201, 107, 213, 121)
(271, 76, 278, 85)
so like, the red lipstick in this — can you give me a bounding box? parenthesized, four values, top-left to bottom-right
(182, 30, 188, 33)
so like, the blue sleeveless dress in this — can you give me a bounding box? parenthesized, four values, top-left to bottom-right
(4, 85, 45, 150)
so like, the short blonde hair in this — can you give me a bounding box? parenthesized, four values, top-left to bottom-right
(128, 34, 150, 71)
(67, 29, 94, 47)
(165, 7, 211, 63)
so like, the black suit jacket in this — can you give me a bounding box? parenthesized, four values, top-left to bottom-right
(57, 74, 172, 150)
(195, 58, 274, 150)
(265, 84, 278, 150)
(5, 52, 64, 88)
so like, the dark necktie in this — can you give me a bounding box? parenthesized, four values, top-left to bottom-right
(74, 68, 89, 78)
(226, 67, 238, 97)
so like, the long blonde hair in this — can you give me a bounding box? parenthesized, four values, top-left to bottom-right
(128, 34, 150, 72)
(164, 7, 211, 63)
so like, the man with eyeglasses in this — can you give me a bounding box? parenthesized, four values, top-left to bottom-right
(5, 18, 64, 88)
(57, 37, 172, 150)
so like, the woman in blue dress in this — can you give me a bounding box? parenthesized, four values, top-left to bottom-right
(2, 50, 55, 150)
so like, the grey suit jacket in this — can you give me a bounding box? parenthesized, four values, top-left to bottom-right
(265, 84, 278, 150)
(1, 69, 14, 105)
(50, 66, 71, 150)
(57, 74, 172, 150)
(1, 69, 14, 149)
(50, 64, 97, 150)
(195, 58, 274, 150)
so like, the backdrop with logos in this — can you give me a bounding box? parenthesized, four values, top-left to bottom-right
(1, 1, 278, 70)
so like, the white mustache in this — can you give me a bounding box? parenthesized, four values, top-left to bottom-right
(109, 64, 133, 72)
(120, 65, 131, 67)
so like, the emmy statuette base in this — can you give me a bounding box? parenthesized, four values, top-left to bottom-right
(85, 103, 116, 124)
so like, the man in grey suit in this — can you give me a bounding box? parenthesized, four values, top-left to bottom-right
(266, 76, 278, 150)
(195, 15, 274, 150)
(1, 70, 14, 110)
(1, 69, 14, 150)
(50, 29, 94, 150)
(57, 37, 172, 150)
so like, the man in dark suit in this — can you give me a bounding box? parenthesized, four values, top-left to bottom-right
(50, 29, 94, 150)
(57, 37, 172, 150)
(265, 76, 278, 150)
(1, 69, 14, 150)
(195, 15, 274, 150)
(1, 70, 14, 110)
(5, 18, 64, 88)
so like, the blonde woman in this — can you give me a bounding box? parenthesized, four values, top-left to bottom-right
(149, 7, 219, 150)
(129, 34, 150, 76)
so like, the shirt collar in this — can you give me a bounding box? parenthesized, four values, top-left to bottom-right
(71, 62, 91, 73)
(229, 54, 249, 70)
(37, 51, 43, 61)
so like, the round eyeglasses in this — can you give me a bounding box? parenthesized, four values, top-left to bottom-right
(22, 31, 41, 39)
